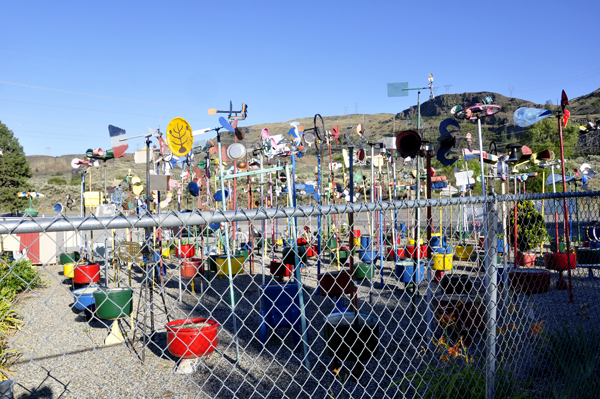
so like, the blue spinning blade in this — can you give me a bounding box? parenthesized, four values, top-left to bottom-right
(546, 173, 575, 185)
(513, 107, 552, 128)
(219, 117, 235, 132)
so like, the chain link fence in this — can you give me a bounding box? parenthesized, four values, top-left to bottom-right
(1, 190, 599, 398)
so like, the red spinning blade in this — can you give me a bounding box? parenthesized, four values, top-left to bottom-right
(561, 90, 569, 108)
(331, 125, 341, 145)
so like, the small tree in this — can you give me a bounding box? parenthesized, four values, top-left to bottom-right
(0, 122, 32, 213)
(509, 200, 548, 253)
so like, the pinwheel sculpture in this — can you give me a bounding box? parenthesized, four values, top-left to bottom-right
(19, 191, 45, 217)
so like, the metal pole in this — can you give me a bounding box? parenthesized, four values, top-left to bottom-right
(556, 113, 574, 302)
(477, 119, 490, 290)
(286, 158, 311, 370)
(485, 196, 499, 399)
(216, 131, 241, 360)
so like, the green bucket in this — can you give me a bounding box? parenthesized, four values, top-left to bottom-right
(355, 263, 374, 279)
(235, 249, 249, 262)
(93, 287, 133, 320)
(326, 238, 338, 251)
(60, 252, 80, 265)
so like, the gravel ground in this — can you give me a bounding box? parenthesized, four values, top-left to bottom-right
(8, 238, 600, 399)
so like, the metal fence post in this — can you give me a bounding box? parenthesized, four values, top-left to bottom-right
(486, 194, 499, 399)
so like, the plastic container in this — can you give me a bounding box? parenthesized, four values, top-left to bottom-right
(306, 246, 318, 257)
(260, 283, 301, 329)
(324, 312, 379, 362)
(73, 264, 100, 284)
(181, 258, 204, 278)
(216, 255, 244, 276)
(93, 287, 133, 319)
(60, 252, 80, 265)
(355, 263, 374, 279)
(544, 253, 576, 270)
(509, 268, 551, 295)
(270, 260, 292, 278)
(175, 244, 195, 259)
(576, 248, 600, 265)
(357, 249, 379, 264)
(63, 263, 76, 279)
(455, 245, 475, 261)
(395, 260, 424, 283)
(360, 236, 371, 250)
(430, 234, 447, 248)
(73, 287, 100, 311)
(319, 271, 354, 297)
(432, 253, 453, 271)
(406, 244, 428, 259)
(166, 318, 219, 359)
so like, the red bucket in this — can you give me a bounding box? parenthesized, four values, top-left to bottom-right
(353, 230, 361, 238)
(73, 264, 100, 284)
(297, 238, 308, 246)
(176, 244, 195, 259)
(319, 271, 354, 297)
(545, 253, 576, 270)
(182, 258, 204, 278)
(306, 246, 318, 257)
(407, 245, 428, 259)
(270, 260, 292, 278)
(166, 318, 219, 359)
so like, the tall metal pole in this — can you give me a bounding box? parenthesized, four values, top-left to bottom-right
(556, 112, 574, 302)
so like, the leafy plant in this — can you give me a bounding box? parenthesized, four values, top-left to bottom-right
(391, 335, 531, 399)
(509, 200, 548, 253)
(47, 176, 67, 185)
(537, 326, 600, 398)
(0, 258, 44, 296)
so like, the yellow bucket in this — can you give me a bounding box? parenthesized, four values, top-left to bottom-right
(432, 253, 453, 271)
(63, 263, 75, 278)
(216, 255, 244, 276)
(275, 239, 284, 246)
(353, 238, 361, 247)
(455, 245, 475, 261)
(408, 238, 424, 246)
(162, 247, 170, 258)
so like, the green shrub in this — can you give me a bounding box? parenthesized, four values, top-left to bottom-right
(0, 258, 43, 296)
(48, 176, 67, 185)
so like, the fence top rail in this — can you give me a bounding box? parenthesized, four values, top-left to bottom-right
(0, 190, 598, 234)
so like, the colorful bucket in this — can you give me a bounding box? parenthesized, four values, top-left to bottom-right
(166, 318, 219, 359)
(73, 287, 99, 311)
(216, 255, 244, 276)
(455, 245, 475, 261)
(63, 263, 76, 279)
(432, 253, 453, 271)
(93, 287, 133, 320)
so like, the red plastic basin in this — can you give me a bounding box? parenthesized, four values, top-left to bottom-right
(175, 244, 195, 259)
(166, 318, 219, 359)
(181, 258, 204, 278)
(407, 244, 428, 259)
(544, 253, 576, 270)
(73, 264, 100, 284)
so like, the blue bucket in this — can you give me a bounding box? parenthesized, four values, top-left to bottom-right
(360, 236, 371, 249)
(497, 239, 508, 253)
(260, 283, 301, 327)
(399, 223, 407, 238)
(395, 260, 425, 283)
(240, 242, 252, 251)
(430, 235, 447, 248)
(358, 249, 379, 264)
(73, 287, 100, 311)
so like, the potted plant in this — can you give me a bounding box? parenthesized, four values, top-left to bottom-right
(509, 200, 548, 267)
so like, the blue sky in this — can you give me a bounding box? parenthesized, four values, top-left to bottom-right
(1, 0, 598, 156)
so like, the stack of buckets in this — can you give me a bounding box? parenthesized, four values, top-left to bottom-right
(356, 235, 377, 280)
(430, 234, 453, 280)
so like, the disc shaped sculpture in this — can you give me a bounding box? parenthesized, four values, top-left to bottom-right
(166, 318, 219, 359)
(324, 312, 379, 362)
(93, 287, 133, 320)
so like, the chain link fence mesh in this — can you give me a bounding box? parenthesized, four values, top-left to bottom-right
(0, 190, 599, 398)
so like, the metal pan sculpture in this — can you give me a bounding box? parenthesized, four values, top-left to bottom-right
(513, 107, 553, 127)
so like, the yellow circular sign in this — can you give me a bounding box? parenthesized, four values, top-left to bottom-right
(166, 117, 193, 157)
